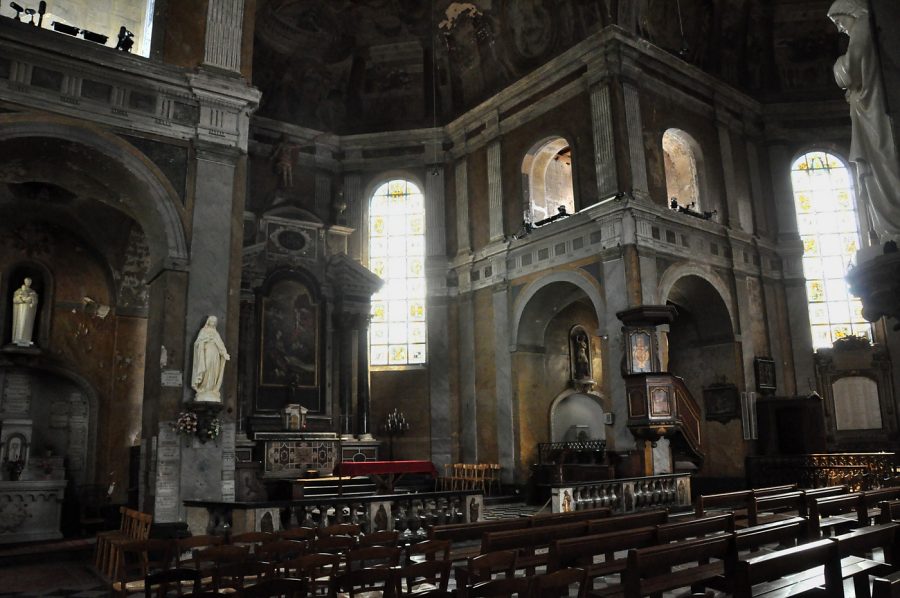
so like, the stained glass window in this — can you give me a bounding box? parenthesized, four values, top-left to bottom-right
(368, 179, 427, 366)
(791, 151, 871, 349)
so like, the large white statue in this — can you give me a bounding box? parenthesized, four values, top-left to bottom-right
(191, 315, 230, 402)
(829, 0, 900, 244)
(11, 278, 38, 347)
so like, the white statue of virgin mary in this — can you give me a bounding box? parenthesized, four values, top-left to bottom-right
(191, 315, 230, 402)
(829, 0, 900, 244)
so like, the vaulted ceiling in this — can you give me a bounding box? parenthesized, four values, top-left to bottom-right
(251, 0, 842, 134)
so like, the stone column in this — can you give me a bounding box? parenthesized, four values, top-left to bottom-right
(492, 284, 514, 483)
(356, 314, 372, 440)
(425, 166, 452, 468)
(746, 139, 767, 236)
(590, 82, 619, 199)
(487, 140, 504, 242)
(716, 112, 743, 230)
(316, 171, 331, 217)
(203, 0, 245, 73)
(622, 82, 649, 201)
(345, 173, 362, 260)
(458, 294, 478, 462)
(455, 159, 471, 254)
(338, 313, 354, 439)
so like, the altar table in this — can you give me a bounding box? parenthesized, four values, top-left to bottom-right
(333, 460, 437, 494)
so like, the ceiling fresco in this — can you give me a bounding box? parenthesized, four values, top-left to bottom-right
(252, 0, 841, 134)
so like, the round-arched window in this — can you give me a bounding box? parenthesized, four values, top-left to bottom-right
(368, 179, 427, 365)
(790, 151, 871, 348)
(663, 128, 702, 209)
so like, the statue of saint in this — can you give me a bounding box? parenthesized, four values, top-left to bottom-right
(829, 0, 900, 244)
(191, 315, 230, 402)
(11, 278, 38, 346)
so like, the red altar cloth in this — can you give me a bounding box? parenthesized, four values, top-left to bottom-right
(334, 460, 438, 477)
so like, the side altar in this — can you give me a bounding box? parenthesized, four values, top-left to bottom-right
(254, 431, 379, 478)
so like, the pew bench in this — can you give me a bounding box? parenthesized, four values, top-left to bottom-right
(732, 538, 844, 598)
(878, 500, 900, 524)
(833, 522, 898, 598)
(873, 570, 900, 598)
(479, 520, 596, 573)
(748, 492, 808, 528)
(734, 516, 808, 554)
(863, 488, 900, 524)
(695, 485, 797, 527)
(624, 533, 737, 597)
(809, 493, 865, 538)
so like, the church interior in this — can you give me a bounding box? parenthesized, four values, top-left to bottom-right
(1, 0, 899, 595)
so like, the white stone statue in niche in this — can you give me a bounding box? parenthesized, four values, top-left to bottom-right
(829, 0, 900, 244)
(191, 315, 230, 402)
(11, 277, 38, 346)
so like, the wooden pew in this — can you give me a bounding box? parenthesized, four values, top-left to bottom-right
(586, 509, 669, 534)
(655, 512, 735, 544)
(862, 488, 900, 524)
(833, 522, 898, 598)
(873, 571, 900, 598)
(695, 485, 797, 526)
(429, 507, 610, 560)
(734, 516, 808, 553)
(878, 500, 900, 524)
(624, 533, 737, 598)
(808, 493, 865, 538)
(747, 492, 808, 528)
(732, 538, 844, 598)
(549, 526, 659, 595)
(480, 520, 594, 573)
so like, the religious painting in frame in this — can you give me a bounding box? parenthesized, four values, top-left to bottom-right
(754, 357, 776, 394)
(629, 330, 653, 373)
(703, 383, 740, 423)
(259, 279, 319, 388)
(649, 387, 672, 417)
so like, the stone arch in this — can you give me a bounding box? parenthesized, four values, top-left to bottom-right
(0, 114, 188, 267)
(656, 262, 736, 333)
(548, 389, 606, 442)
(522, 136, 575, 222)
(511, 269, 605, 349)
(0, 363, 101, 485)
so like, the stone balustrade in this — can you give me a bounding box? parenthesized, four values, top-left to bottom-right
(185, 489, 482, 538)
(550, 473, 692, 514)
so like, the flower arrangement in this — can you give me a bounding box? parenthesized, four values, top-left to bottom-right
(172, 410, 220, 443)
(173, 411, 199, 435)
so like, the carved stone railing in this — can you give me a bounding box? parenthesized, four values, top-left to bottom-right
(550, 473, 691, 514)
(746, 453, 896, 491)
(185, 490, 481, 538)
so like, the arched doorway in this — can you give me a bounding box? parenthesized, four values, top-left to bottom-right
(510, 272, 606, 483)
(663, 273, 742, 477)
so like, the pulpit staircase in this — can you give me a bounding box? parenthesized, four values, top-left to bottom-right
(625, 373, 704, 471)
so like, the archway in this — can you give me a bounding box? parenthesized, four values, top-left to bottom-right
(663, 273, 742, 477)
(662, 128, 704, 210)
(510, 273, 607, 483)
(0, 116, 187, 501)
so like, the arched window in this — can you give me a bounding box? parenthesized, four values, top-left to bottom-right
(790, 151, 871, 348)
(523, 137, 574, 223)
(368, 179, 427, 366)
(663, 129, 702, 209)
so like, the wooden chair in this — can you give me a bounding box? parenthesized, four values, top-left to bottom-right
(530, 567, 587, 598)
(107, 510, 154, 579)
(313, 534, 357, 554)
(464, 577, 532, 598)
(280, 552, 341, 596)
(485, 464, 501, 496)
(256, 539, 308, 564)
(357, 530, 400, 548)
(191, 544, 250, 588)
(242, 577, 308, 598)
(279, 527, 318, 541)
(406, 539, 450, 564)
(230, 531, 277, 554)
(143, 567, 200, 598)
(329, 566, 398, 597)
(212, 560, 274, 594)
(455, 549, 517, 590)
(395, 559, 451, 596)
(347, 545, 402, 571)
(95, 506, 128, 577)
(174, 534, 225, 569)
(110, 538, 174, 597)
(318, 523, 361, 538)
